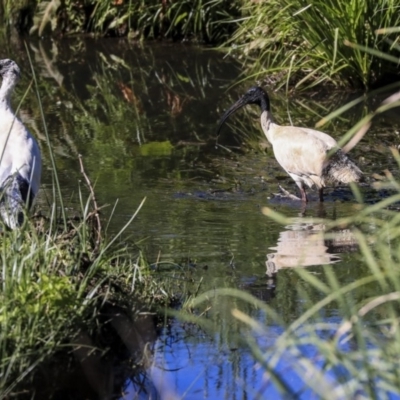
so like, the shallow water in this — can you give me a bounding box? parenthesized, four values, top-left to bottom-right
(2, 36, 400, 398)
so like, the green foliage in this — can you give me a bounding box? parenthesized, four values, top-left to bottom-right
(126, 0, 241, 43)
(7, 0, 241, 43)
(29, 0, 61, 36)
(139, 141, 174, 156)
(229, 0, 400, 89)
(1, 273, 76, 324)
(5, 0, 399, 88)
(1, 0, 36, 33)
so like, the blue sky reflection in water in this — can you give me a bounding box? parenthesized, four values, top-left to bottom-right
(125, 318, 400, 399)
(2, 37, 400, 398)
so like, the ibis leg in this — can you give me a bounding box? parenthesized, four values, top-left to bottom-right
(299, 186, 308, 203)
(294, 181, 308, 203)
(318, 188, 324, 202)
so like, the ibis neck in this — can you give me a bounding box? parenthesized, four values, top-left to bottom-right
(260, 110, 274, 142)
(0, 74, 16, 112)
(260, 96, 270, 113)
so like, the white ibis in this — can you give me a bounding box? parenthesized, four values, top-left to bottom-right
(217, 86, 362, 202)
(0, 59, 41, 229)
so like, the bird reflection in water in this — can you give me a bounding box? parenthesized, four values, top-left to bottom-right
(266, 206, 358, 281)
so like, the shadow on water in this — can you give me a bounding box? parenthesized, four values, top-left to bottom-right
(13, 304, 154, 399)
(1, 34, 400, 398)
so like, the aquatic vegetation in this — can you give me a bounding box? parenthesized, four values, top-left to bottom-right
(228, 0, 400, 89)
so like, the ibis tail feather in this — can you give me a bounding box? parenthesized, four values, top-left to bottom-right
(323, 150, 362, 184)
(0, 175, 32, 229)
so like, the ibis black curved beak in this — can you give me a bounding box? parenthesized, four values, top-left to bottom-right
(216, 86, 269, 137)
(216, 96, 248, 136)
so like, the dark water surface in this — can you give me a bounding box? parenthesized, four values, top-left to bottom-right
(2, 36, 400, 399)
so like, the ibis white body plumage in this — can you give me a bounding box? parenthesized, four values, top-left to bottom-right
(218, 87, 362, 202)
(0, 59, 41, 228)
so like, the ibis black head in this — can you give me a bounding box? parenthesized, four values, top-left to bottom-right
(217, 86, 270, 135)
(0, 59, 21, 81)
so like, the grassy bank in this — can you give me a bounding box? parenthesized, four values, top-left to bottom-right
(228, 0, 400, 90)
(0, 184, 176, 396)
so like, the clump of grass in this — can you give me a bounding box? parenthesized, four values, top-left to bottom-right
(0, 179, 171, 396)
(228, 0, 400, 90)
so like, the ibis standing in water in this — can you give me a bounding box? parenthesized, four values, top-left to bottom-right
(217, 86, 362, 202)
(0, 59, 41, 229)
